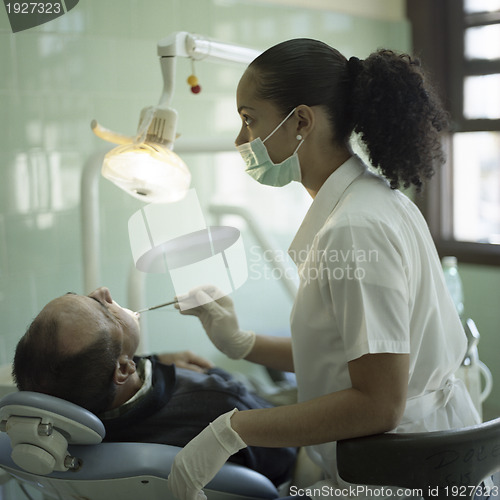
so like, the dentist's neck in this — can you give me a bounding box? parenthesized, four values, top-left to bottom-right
(302, 145, 351, 199)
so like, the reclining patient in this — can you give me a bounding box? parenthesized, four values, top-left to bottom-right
(12, 287, 296, 486)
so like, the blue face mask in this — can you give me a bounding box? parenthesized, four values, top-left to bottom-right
(237, 108, 304, 187)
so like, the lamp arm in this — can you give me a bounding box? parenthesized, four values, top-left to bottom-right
(156, 32, 259, 109)
(156, 31, 260, 65)
(158, 56, 176, 109)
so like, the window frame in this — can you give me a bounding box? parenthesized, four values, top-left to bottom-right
(407, 0, 500, 266)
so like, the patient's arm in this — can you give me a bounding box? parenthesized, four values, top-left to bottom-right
(244, 335, 294, 373)
(155, 351, 214, 373)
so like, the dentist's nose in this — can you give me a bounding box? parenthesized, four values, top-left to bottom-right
(235, 127, 247, 147)
(89, 287, 113, 304)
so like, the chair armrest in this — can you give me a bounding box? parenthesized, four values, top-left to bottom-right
(337, 419, 500, 494)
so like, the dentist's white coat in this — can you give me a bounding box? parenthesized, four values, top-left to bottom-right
(288, 156, 480, 499)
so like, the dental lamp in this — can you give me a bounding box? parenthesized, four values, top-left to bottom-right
(91, 32, 260, 203)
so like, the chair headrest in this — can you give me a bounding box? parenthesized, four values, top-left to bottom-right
(0, 391, 105, 475)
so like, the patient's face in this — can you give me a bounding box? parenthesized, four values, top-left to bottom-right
(40, 287, 141, 357)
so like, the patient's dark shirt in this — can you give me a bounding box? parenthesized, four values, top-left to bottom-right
(100, 356, 296, 486)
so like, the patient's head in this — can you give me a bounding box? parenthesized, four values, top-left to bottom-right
(12, 287, 141, 414)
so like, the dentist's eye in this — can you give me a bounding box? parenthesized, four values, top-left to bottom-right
(242, 115, 253, 127)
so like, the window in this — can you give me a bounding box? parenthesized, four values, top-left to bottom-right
(407, 0, 500, 265)
(453, 132, 500, 244)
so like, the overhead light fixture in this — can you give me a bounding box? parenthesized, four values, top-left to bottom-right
(100, 142, 190, 203)
(91, 32, 260, 204)
(91, 54, 188, 204)
(92, 102, 189, 204)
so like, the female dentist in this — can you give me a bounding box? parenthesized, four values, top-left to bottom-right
(168, 39, 480, 500)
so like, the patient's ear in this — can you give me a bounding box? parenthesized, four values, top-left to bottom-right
(113, 355, 136, 385)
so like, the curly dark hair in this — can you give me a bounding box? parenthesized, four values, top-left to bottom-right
(249, 39, 449, 191)
(12, 313, 122, 415)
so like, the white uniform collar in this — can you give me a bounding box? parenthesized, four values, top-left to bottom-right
(288, 155, 366, 267)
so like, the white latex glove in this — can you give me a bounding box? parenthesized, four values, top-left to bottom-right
(168, 409, 247, 500)
(176, 286, 256, 360)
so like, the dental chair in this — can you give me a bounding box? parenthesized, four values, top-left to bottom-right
(337, 417, 500, 500)
(0, 391, 280, 500)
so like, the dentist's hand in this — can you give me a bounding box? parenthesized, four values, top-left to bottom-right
(176, 286, 256, 360)
(168, 409, 247, 500)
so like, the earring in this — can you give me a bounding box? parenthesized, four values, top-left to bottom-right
(296, 134, 303, 140)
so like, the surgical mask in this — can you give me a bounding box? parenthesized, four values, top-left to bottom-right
(237, 108, 304, 187)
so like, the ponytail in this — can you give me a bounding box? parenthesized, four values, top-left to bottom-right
(348, 50, 448, 191)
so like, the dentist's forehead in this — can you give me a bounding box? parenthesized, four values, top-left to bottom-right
(236, 69, 260, 102)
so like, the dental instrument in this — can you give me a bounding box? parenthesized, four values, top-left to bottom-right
(135, 299, 177, 314)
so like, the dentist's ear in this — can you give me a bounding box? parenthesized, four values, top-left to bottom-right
(294, 104, 315, 139)
(113, 355, 136, 385)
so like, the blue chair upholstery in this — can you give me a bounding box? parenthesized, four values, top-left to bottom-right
(0, 391, 279, 500)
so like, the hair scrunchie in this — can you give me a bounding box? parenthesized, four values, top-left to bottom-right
(347, 56, 364, 82)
